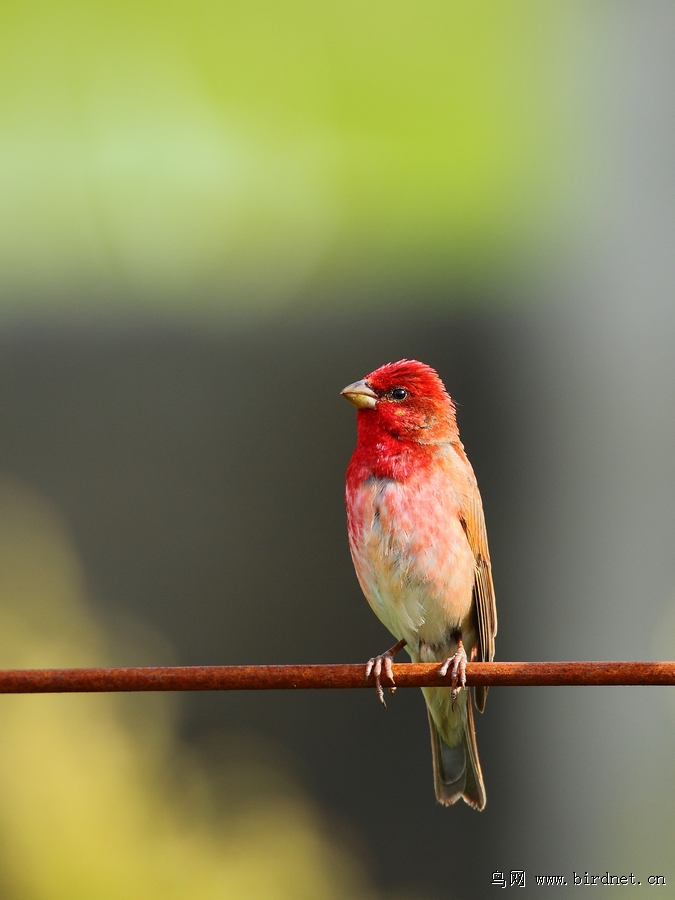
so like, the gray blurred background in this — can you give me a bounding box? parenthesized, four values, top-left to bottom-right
(1, 1, 675, 897)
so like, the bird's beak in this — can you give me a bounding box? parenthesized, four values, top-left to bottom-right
(341, 379, 378, 410)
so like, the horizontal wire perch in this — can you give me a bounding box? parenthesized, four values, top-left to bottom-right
(0, 662, 674, 693)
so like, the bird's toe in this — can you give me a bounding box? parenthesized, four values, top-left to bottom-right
(366, 653, 397, 708)
(439, 644, 468, 702)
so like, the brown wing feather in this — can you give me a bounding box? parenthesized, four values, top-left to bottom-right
(457, 463, 497, 713)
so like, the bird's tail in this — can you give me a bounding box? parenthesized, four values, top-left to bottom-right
(426, 690, 486, 810)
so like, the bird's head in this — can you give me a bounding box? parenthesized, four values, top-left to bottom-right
(341, 359, 458, 444)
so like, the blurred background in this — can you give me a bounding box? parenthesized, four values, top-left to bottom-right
(1, 0, 675, 896)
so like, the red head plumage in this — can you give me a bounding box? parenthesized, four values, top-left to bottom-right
(342, 359, 459, 446)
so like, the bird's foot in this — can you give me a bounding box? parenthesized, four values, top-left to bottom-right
(365, 639, 406, 708)
(439, 641, 468, 703)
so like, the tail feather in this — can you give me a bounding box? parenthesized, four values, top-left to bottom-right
(427, 694, 486, 810)
(474, 684, 488, 713)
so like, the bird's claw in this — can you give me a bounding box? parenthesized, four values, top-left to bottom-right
(439, 644, 468, 704)
(366, 652, 396, 708)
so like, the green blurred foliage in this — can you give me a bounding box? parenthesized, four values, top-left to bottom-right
(0, 0, 587, 320)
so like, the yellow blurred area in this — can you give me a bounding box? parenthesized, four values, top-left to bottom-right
(0, 0, 587, 320)
(0, 481, 381, 900)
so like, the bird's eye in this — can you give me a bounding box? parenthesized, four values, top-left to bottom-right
(391, 388, 408, 401)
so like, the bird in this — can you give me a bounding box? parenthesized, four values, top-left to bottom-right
(341, 359, 496, 809)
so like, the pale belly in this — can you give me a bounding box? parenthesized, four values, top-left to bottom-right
(348, 475, 476, 660)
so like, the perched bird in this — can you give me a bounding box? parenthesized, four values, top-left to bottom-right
(342, 359, 496, 809)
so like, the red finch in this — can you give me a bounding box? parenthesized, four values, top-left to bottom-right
(342, 359, 496, 809)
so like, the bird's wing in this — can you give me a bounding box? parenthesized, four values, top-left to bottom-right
(460, 489, 497, 661)
(455, 449, 497, 711)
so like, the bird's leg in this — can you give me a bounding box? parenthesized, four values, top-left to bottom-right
(365, 639, 407, 708)
(439, 636, 468, 702)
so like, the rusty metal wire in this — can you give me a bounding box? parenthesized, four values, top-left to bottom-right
(0, 661, 673, 693)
